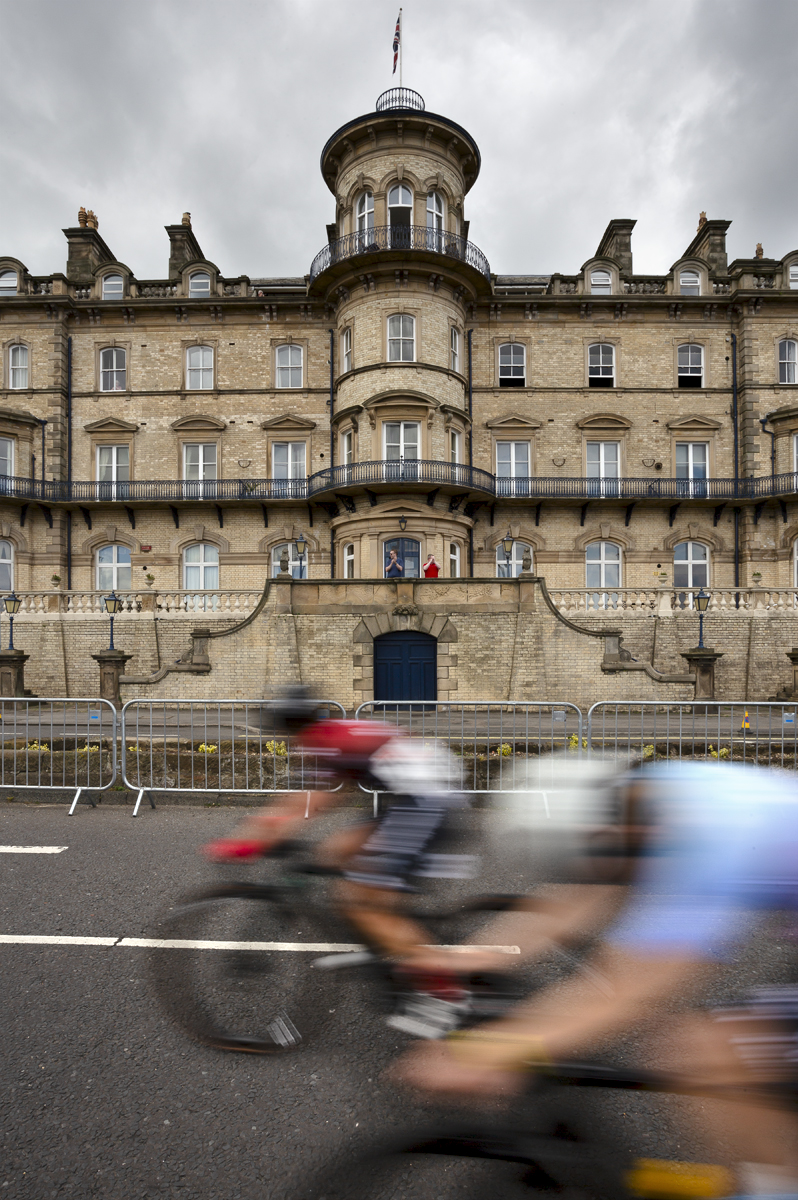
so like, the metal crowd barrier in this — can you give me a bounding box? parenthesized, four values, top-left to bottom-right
(354, 701, 584, 814)
(0, 698, 118, 813)
(586, 701, 798, 768)
(119, 699, 347, 816)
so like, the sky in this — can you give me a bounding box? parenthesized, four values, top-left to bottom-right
(1, 0, 796, 282)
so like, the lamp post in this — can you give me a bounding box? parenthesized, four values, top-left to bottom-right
(695, 587, 710, 649)
(398, 514, 408, 533)
(502, 530, 514, 574)
(293, 533, 307, 580)
(4, 592, 21, 650)
(104, 590, 123, 650)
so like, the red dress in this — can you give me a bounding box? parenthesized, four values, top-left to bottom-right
(422, 561, 439, 577)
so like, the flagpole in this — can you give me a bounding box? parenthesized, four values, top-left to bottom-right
(399, 8, 403, 88)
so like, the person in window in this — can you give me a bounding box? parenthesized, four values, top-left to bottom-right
(422, 553, 439, 578)
(385, 549, 403, 578)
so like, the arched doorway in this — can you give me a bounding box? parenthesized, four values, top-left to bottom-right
(373, 631, 437, 702)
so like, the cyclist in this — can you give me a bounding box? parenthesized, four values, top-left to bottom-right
(393, 760, 798, 1199)
(202, 688, 497, 1021)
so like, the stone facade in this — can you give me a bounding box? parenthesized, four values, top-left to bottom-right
(0, 88, 797, 704)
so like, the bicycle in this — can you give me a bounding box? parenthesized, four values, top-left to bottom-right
(147, 839, 542, 1054)
(290, 1060, 798, 1199)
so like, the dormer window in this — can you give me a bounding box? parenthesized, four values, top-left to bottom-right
(790, 265, 798, 290)
(680, 270, 700, 296)
(590, 269, 611, 295)
(356, 192, 374, 234)
(0, 270, 17, 296)
(102, 274, 123, 300)
(189, 271, 211, 298)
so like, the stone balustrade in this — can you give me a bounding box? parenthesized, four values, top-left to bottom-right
(9, 589, 263, 617)
(550, 586, 798, 616)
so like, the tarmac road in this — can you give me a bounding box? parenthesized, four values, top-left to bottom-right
(0, 800, 795, 1199)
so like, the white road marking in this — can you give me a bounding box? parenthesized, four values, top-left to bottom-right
(0, 934, 521, 954)
(0, 934, 118, 946)
(0, 845, 68, 854)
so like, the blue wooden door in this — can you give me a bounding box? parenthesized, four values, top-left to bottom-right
(373, 631, 437, 702)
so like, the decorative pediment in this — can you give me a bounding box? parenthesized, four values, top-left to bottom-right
(485, 414, 541, 430)
(362, 392, 440, 411)
(0, 406, 40, 428)
(260, 413, 316, 431)
(331, 404, 364, 427)
(575, 413, 632, 431)
(171, 414, 227, 432)
(665, 415, 722, 431)
(767, 405, 798, 426)
(83, 417, 139, 434)
(440, 404, 471, 427)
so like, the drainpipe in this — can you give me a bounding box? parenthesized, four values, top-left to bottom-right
(729, 329, 740, 604)
(328, 327, 335, 579)
(468, 329, 474, 576)
(66, 337, 73, 589)
(759, 414, 776, 478)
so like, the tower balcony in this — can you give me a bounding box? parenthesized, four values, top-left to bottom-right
(308, 225, 491, 289)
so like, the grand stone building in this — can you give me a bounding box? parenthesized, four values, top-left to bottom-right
(1, 88, 797, 706)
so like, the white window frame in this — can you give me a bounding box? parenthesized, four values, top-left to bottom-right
(387, 313, 415, 361)
(679, 270, 701, 296)
(272, 441, 306, 480)
(495, 440, 531, 497)
(449, 430, 462, 464)
(183, 543, 220, 605)
(383, 421, 419, 460)
(426, 190, 444, 232)
(186, 344, 214, 390)
(585, 541, 622, 607)
(449, 542, 461, 578)
(356, 191, 374, 234)
(586, 440, 620, 497)
(9, 344, 28, 389)
(675, 442, 708, 495)
(498, 342, 525, 386)
(793, 434, 798, 475)
(588, 343, 615, 386)
(590, 269, 612, 295)
(96, 544, 131, 592)
(673, 541, 709, 606)
(96, 444, 130, 499)
(678, 343, 704, 386)
(779, 339, 797, 385)
(496, 540, 531, 579)
(0, 270, 17, 296)
(793, 540, 798, 588)
(343, 543, 355, 579)
(102, 274, 124, 300)
(341, 429, 354, 466)
(188, 271, 211, 298)
(276, 343, 303, 388)
(341, 326, 352, 374)
(183, 443, 218, 497)
(271, 542, 306, 580)
(0, 437, 14, 479)
(0, 539, 13, 591)
(450, 326, 460, 372)
(100, 346, 126, 392)
(788, 264, 798, 290)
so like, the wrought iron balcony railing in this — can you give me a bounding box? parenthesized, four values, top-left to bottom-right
(307, 459, 495, 495)
(0, 476, 309, 502)
(309, 225, 491, 282)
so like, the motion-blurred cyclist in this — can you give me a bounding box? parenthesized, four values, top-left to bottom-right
(394, 760, 798, 1200)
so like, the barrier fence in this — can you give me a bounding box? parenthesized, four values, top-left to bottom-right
(0, 699, 118, 813)
(7, 698, 798, 816)
(586, 701, 798, 769)
(119, 700, 346, 815)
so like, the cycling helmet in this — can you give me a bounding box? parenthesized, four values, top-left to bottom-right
(272, 684, 320, 735)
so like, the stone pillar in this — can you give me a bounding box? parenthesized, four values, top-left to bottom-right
(0, 649, 30, 697)
(92, 649, 133, 709)
(190, 627, 211, 666)
(681, 648, 723, 700)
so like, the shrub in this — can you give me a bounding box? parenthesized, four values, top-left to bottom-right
(265, 740, 288, 757)
(197, 743, 218, 754)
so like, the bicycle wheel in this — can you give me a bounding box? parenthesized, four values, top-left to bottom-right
(148, 884, 341, 1053)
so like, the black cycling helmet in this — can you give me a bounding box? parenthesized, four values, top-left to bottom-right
(272, 684, 320, 735)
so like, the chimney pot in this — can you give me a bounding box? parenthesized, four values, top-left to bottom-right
(182, 212, 192, 227)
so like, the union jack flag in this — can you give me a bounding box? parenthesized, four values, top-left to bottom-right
(392, 11, 401, 74)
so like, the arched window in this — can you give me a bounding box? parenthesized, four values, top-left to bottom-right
(188, 271, 211, 298)
(449, 542, 461, 578)
(0, 540, 13, 590)
(426, 190, 444, 250)
(590, 269, 611, 295)
(496, 540, 531, 578)
(0, 270, 17, 295)
(586, 542, 621, 607)
(102, 274, 123, 300)
(680, 270, 700, 296)
(341, 326, 352, 373)
(588, 343, 615, 387)
(183, 544, 219, 590)
(384, 537, 420, 579)
(387, 314, 415, 361)
(388, 184, 412, 247)
(276, 343, 303, 388)
(356, 192, 374, 234)
(343, 543, 355, 579)
(0, 437, 13, 479)
(100, 346, 126, 391)
(790, 264, 798, 290)
(186, 344, 213, 389)
(499, 343, 525, 387)
(271, 542, 306, 579)
(678, 343, 704, 387)
(9, 344, 28, 389)
(673, 541, 709, 608)
(779, 339, 797, 385)
(96, 544, 131, 591)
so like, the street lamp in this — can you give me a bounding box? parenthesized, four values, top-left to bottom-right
(694, 587, 710, 649)
(502, 530, 514, 573)
(398, 515, 408, 532)
(103, 590, 123, 650)
(293, 533, 307, 580)
(4, 593, 21, 650)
